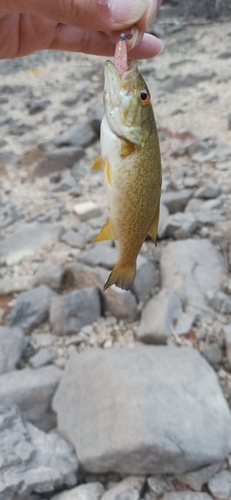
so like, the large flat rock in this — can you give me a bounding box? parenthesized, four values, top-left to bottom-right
(53, 346, 231, 475)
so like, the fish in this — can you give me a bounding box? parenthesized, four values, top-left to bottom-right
(91, 39, 162, 291)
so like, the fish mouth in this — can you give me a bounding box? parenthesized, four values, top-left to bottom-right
(104, 59, 138, 96)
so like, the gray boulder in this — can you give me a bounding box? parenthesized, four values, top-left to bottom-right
(161, 190, 193, 213)
(33, 264, 65, 290)
(131, 256, 159, 304)
(34, 147, 84, 177)
(101, 477, 144, 500)
(159, 212, 197, 239)
(160, 239, 225, 318)
(53, 346, 231, 474)
(0, 326, 25, 374)
(0, 365, 61, 430)
(55, 122, 97, 148)
(49, 287, 101, 335)
(0, 405, 78, 499)
(8, 285, 57, 334)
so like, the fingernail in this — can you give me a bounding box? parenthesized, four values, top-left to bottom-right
(145, 0, 158, 28)
(109, 0, 147, 26)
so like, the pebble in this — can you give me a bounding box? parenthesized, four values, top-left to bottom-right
(29, 347, 57, 368)
(79, 243, 117, 269)
(194, 181, 221, 199)
(177, 463, 222, 491)
(203, 343, 223, 366)
(208, 469, 231, 498)
(0, 326, 26, 374)
(27, 99, 51, 114)
(161, 190, 193, 213)
(73, 201, 102, 221)
(33, 263, 64, 290)
(62, 229, 87, 249)
(34, 147, 84, 177)
(224, 324, 231, 366)
(51, 482, 104, 500)
(55, 122, 97, 148)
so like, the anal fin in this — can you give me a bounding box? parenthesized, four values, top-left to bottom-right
(148, 204, 160, 245)
(91, 156, 104, 170)
(93, 218, 115, 242)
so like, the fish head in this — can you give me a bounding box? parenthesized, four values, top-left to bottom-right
(104, 59, 154, 145)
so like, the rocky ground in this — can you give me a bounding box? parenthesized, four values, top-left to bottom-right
(1, 10, 231, 500)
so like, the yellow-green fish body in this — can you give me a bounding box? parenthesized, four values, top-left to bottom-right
(92, 59, 161, 291)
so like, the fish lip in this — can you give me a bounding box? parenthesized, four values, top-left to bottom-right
(105, 59, 138, 96)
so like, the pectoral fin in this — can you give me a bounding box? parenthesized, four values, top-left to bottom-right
(148, 204, 160, 245)
(120, 139, 135, 158)
(91, 156, 104, 170)
(93, 218, 115, 242)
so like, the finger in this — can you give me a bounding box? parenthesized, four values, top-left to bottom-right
(0, 0, 159, 32)
(49, 26, 162, 59)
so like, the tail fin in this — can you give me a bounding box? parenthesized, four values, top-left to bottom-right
(104, 261, 136, 291)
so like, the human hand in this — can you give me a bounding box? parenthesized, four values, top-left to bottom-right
(0, 0, 162, 60)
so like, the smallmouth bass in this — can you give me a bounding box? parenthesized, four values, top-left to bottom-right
(91, 45, 162, 291)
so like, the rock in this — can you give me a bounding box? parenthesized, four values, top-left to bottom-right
(73, 201, 102, 221)
(162, 72, 216, 93)
(162, 494, 212, 500)
(53, 346, 231, 474)
(0, 365, 61, 430)
(64, 264, 138, 321)
(228, 113, 231, 130)
(55, 122, 97, 148)
(176, 463, 222, 491)
(51, 482, 104, 500)
(147, 475, 171, 495)
(158, 203, 169, 236)
(33, 264, 64, 290)
(62, 229, 87, 249)
(185, 198, 203, 213)
(0, 326, 25, 374)
(0, 275, 33, 295)
(131, 256, 160, 303)
(30, 347, 57, 368)
(79, 243, 117, 270)
(183, 177, 199, 189)
(160, 239, 225, 318)
(208, 469, 231, 499)
(224, 324, 231, 366)
(87, 104, 104, 137)
(50, 172, 76, 192)
(194, 181, 221, 199)
(27, 99, 51, 114)
(8, 285, 57, 334)
(34, 147, 84, 177)
(137, 289, 182, 344)
(207, 290, 231, 314)
(0, 201, 22, 229)
(49, 287, 101, 335)
(175, 312, 196, 335)
(159, 212, 197, 239)
(195, 210, 224, 225)
(0, 405, 78, 498)
(161, 190, 193, 213)
(0, 223, 61, 265)
(101, 477, 145, 500)
(203, 343, 222, 366)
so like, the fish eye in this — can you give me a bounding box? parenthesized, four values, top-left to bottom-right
(139, 90, 150, 104)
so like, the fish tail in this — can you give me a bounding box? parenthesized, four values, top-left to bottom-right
(104, 260, 136, 291)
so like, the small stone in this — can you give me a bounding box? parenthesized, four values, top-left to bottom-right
(33, 332, 57, 347)
(207, 290, 231, 314)
(0, 223, 61, 265)
(161, 190, 193, 213)
(0, 326, 26, 374)
(221, 279, 231, 295)
(51, 482, 104, 500)
(147, 475, 171, 495)
(8, 285, 57, 334)
(73, 201, 102, 221)
(175, 312, 196, 336)
(203, 343, 222, 366)
(176, 463, 222, 492)
(33, 264, 64, 290)
(158, 204, 169, 236)
(228, 114, 231, 130)
(62, 229, 87, 249)
(183, 177, 199, 189)
(194, 181, 221, 199)
(34, 147, 84, 177)
(49, 287, 101, 335)
(55, 122, 97, 148)
(50, 172, 76, 192)
(208, 469, 231, 499)
(0, 275, 33, 295)
(30, 348, 57, 368)
(137, 288, 182, 344)
(27, 99, 51, 114)
(195, 210, 224, 225)
(101, 476, 145, 500)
